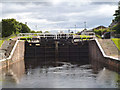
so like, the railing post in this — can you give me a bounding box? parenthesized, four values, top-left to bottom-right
(56, 34, 57, 39)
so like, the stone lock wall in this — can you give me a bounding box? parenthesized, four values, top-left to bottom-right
(89, 40, 120, 72)
(0, 41, 25, 70)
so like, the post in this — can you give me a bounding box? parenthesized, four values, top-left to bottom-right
(84, 21, 86, 30)
(56, 34, 57, 40)
(75, 25, 76, 34)
(55, 41, 59, 61)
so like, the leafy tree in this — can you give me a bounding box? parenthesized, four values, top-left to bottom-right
(93, 28, 111, 36)
(0, 22, 2, 37)
(112, 24, 120, 34)
(36, 31, 42, 33)
(113, 1, 120, 23)
(2, 18, 16, 37)
(30, 30, 42, 33)
(2, 18, 31, 37)
(76, 31, 80, 35)
(19, 23, 31, 33)
(44, 31, 49, 33)
(31, 30, 36, 33)
(112, 1, 120, 34)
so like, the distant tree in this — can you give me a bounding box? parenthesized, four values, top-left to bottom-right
(44, 31, 49, 33)
(0, 22, 2, 37)
(76, 31, 81, 35)
(31, 30, 36, 33)
(93, 28, 111, 36)
(36, 31, 42, 33)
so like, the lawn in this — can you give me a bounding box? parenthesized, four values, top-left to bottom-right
(112, 38, 120, 51)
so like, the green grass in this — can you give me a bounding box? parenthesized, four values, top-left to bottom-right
(0, 40, 4, 47)
(112, 38, 120, 51)
(73, 35, 91, 41)
(79, 35, 90, 38)
(0, 35, 17, 47)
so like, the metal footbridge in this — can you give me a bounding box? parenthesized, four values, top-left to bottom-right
(18, 33, 95, 43)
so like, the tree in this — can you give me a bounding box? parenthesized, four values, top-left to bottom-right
(113, 1, 120, 23)
(2, 18, 17, 37)
(30, 30, 42, 33)
(44, 31, 49, 33)
(0, 22, 2, 37)
(112, 1, 120, 34)
(31, 30, 36, 33)
(2, 18, 31, 37)
(19, 23, 31, 33)
(36, 31, 42, 33)
(112, 24, 120, 34)
(93, 28, 111, 36)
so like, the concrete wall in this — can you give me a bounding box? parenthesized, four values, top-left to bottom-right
(89, 40, 120, 72)
(0, 40, 25, 70)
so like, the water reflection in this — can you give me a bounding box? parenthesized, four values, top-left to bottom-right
(1, 59, 120, 88)
(1, 60, 25, 88)
(96, 68, 119, 88)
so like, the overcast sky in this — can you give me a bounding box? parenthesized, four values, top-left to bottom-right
(1, 0, 119, 32)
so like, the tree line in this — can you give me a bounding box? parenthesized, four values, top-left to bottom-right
(0, 18, 50, 38)
(1, 18, 31, 37)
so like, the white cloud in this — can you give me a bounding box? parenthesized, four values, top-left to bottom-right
(0, 3, 2, 20)
(1, 1, 118, 32)
(98, 5, 117, 17)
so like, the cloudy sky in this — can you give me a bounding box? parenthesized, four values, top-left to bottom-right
(1, 0, 119, 33)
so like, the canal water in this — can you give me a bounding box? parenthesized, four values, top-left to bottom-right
(0, 59, 120, 88)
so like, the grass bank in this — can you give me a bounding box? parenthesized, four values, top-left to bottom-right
(112, 38, 120, 51)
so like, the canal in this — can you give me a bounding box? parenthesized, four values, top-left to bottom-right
(1, 59, 120, 88)
(0, 40, 120, 88)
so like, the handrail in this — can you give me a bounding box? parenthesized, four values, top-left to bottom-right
(18, 33, 74, 36)
(95, 38, 120, 61)
(0, 40, 19, 62)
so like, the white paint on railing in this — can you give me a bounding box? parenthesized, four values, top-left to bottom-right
(0, 40, 19, 62)
(95, 38, 120, 61)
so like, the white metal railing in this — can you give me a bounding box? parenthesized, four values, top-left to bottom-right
(18, 33, 74, 40)
(0, 40, 19, 62)
(18, 33, 73, 36)
(18, 33, 95, 40)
